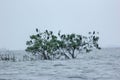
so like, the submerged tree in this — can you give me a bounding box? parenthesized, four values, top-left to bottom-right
(26, 29, 101, 60)
(26, 29, 59, 60)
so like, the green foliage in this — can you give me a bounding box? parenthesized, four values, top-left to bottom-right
(26, 29, 101, 60)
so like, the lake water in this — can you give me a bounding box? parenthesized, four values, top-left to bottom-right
(0, 48, 120, 80)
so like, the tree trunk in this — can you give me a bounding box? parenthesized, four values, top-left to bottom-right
(42, 52, 48, 60)
(71, 49, 75, 59)
(63, 53, 70, 59)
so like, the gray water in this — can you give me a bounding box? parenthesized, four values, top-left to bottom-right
(0, 48, 120, 80)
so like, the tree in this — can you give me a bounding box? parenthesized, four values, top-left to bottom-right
(26, 29, 60, 60)
(26, 29, 101, 60)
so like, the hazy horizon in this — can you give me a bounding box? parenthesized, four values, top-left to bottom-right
(0, 0, 120, 50)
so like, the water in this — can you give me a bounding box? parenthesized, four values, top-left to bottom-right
(0, 48, 120, 80)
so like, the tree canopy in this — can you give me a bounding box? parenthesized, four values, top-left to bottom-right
(26, 29, 101, 60)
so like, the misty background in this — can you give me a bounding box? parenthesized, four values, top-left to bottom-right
(0, 0, 120, 50)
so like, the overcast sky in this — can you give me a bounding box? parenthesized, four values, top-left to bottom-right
(0, 0, 120, 50)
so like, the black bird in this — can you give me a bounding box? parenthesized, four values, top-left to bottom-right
(36, 28, 38, 32)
